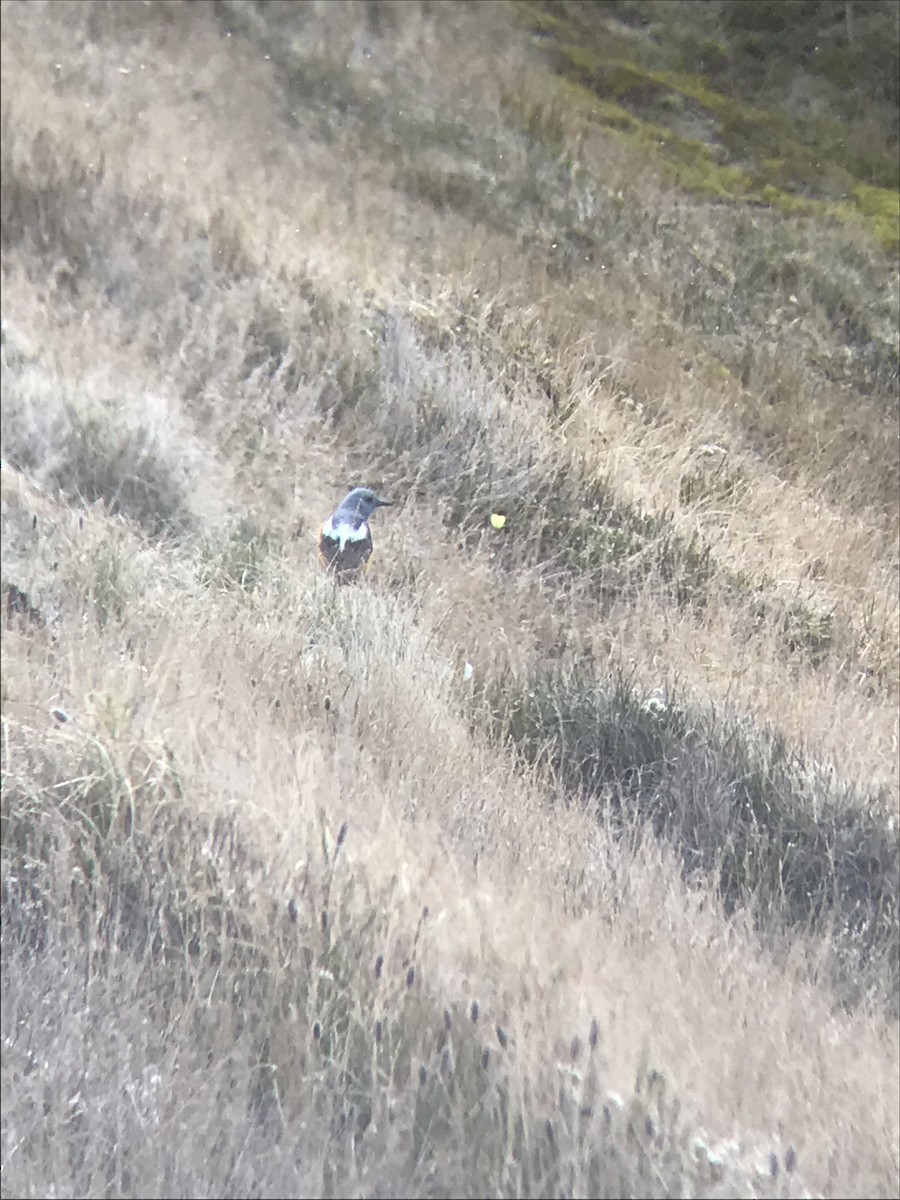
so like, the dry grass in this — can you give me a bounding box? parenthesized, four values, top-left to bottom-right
(2, 2, 898, 1197)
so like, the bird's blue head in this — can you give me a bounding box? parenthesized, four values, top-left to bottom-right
(336, 487, 393, 522)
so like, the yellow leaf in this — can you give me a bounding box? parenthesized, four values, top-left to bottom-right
(490, 513, 506, 530)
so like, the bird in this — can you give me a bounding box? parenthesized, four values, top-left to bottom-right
(318, 486, 393, 584)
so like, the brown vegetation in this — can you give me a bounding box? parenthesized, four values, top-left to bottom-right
(2, 2, 898, 1196)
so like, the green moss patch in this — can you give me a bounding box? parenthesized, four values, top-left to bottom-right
(515, 2, 899, 252)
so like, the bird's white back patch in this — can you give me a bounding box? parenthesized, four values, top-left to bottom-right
(322, 516, 370, 551)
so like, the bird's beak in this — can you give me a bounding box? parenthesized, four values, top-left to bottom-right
(376, 498, 394, 507)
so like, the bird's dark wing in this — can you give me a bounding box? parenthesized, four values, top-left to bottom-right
(318, 525, 374, 583)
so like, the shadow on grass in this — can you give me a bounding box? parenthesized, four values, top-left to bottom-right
(485, 660, 899, 1013)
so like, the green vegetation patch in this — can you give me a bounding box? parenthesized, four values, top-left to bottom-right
(515, 0, 900, 251)
(849, 182, 900, 254)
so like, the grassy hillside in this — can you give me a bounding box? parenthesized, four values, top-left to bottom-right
(1, 2, 898, 1197)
